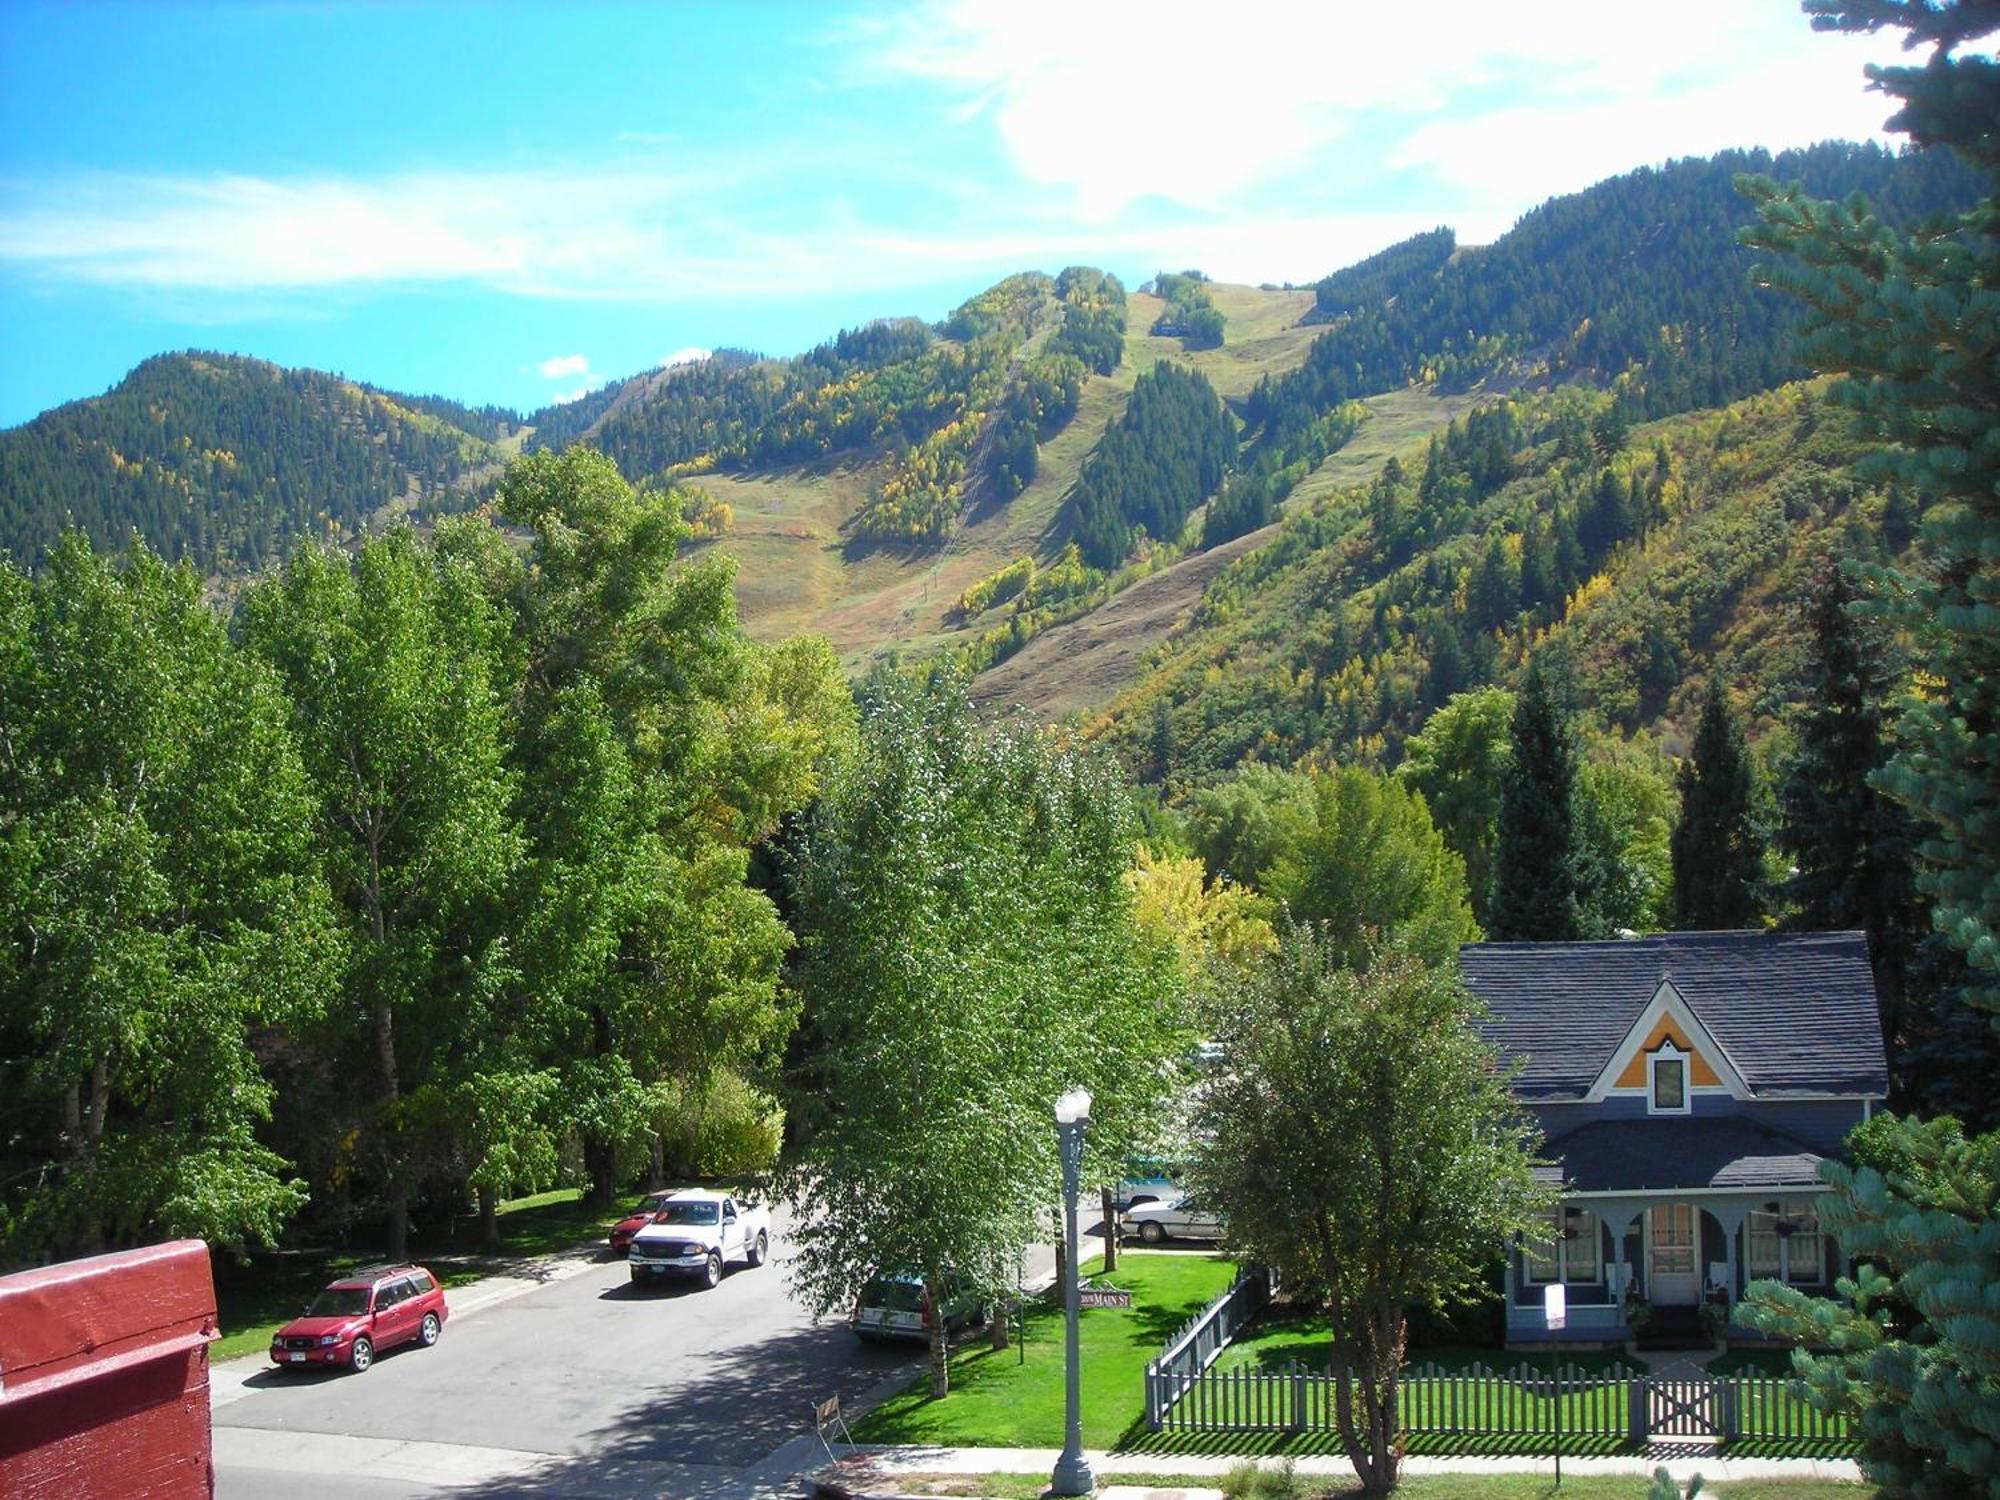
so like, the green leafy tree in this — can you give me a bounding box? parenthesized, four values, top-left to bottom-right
(1397, 687, 1515, 926)
(1263, 767, 1480, 967)
(1577, 742, 1678, 935)
(1488, 660, 1595, 940)
(0, 534, 334, 1262)
(1741, 1113, 2000, 1499)
(1778, 558, 1929, 1044)
(1189, 931, 1549, 1494)
(490, 447, 852, 1204)
(1671, 683, 1765, 929)
(780, 672, 1184, 1397)
(1739, 0, 2000, 1018)
(242, 528, 523, 1261)
(1185, 764, 1319, 889)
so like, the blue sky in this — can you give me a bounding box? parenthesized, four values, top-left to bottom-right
(0, 1, 1910, 427)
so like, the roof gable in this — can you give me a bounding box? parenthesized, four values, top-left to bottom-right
(1586, 979, 1750, 1102)
(1462, 930, 1887, 1101)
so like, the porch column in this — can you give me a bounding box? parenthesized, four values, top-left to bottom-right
(1711, 1201, 1749, 1323)
(1592, 1198, 1648, 1330)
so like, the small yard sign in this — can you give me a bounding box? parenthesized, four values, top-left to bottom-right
(1079, 1287, 1133, 1310)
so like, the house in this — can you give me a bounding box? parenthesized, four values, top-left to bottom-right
(1460, 930, 1886, 1348)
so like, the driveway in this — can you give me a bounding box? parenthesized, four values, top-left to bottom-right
(212, 1207, 1061, 1498)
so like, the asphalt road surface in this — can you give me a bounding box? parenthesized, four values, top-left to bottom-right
(212, 1207, 1062, 1499)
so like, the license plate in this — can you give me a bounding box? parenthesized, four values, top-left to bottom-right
(289, 1353, 306, 1362)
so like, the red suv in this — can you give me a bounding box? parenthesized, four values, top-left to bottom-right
(609, 1192, 675, 1256)
(270, 1264, 449, 1373)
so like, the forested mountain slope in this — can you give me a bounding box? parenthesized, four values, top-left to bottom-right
(0, 353, 521, 572)
(1202, 141, 1979, 548)
(0, 142, 1976, 692)
(1086, 379, 1907, 781)
(678, 280, 1334, 667)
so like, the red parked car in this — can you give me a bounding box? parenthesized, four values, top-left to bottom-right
(270, 1264, 448, 1373)
(609, 1192, 676, 1255)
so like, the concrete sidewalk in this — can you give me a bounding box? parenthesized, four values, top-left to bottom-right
(819, 1441, 1864, 1494)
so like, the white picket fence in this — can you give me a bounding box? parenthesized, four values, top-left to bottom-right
(1141, 1265, 1273, 1430)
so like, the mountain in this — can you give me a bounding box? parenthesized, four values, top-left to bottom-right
(1065, 378, 1908, 785)
(1202, 141, 1981, 548)
(0, 353, 523, 573)
(0, 141, 1980, 748)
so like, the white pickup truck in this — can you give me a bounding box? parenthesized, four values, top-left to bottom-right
(627, 1189, 771, 1289)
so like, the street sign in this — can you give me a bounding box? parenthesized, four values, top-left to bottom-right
(1544, 1283, 1567, 1332)
(1079, 1288, 1133, 1310)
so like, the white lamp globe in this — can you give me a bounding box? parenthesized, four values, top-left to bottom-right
(1053, 1088, 1093, 1125)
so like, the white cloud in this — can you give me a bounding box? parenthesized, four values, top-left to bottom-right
(870, 0, 1909, 218)
(537, 353, 590, 380)
(0, 167, 746, 297)
(548, 385, 598, 405)
(660, 346, 710, 368)
(0, 4, 1917, 307)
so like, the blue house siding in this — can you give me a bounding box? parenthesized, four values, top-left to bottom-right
(1733, 1099, 1870, 1152)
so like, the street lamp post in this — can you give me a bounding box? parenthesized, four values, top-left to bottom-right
(1051, 1088, 1094, 1498)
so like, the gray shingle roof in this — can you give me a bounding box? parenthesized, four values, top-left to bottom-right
(1461, 930, 1887, 1100)
(1538, 1116, 1828, 1193)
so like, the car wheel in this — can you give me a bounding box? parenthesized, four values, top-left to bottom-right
(1139, 1220, 1166, 1244)
(749, 1231, 768, 1267)
(349, 1336, 374, 1373)
(629, 1266, 644, 1284)
(419, 1312, 441, 1348)
(703, 1251, 723, 1289)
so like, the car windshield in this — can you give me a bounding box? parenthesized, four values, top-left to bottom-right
(633, 1195, 671, 1215)
(653, 1201, 719, 1225)
(306, 1286, 372, 1318)
(861, 1279, 925, 1311)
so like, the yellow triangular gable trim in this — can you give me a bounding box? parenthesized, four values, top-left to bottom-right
(1582, 978, 1753, 1102)
(1613, 1019, 1722, 1089)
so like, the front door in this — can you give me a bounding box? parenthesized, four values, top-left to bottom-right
(1648, 1203, 1700, 1305)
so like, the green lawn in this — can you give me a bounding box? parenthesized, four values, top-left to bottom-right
(209, 1185, 623, 1360)
(850, 1250, 1240, 1448)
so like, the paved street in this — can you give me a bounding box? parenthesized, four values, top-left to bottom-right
(212, 1208, 1061, 1499)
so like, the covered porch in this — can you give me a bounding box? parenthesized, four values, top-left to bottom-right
(1503, 1116, 1837, 1347)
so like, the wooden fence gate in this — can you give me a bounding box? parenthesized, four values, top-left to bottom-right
(1644, 1360, 1728, 1439)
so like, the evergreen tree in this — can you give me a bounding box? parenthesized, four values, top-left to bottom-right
(1671, 682, 1765, 930)
(1488, 660, 1594, 940)
(1740, 0, 2000, 1019)
(1742, 1113, 2000, 1498)
(1778, 559, 1928, 1044)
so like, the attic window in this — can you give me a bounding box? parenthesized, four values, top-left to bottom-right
(1649, 1043, 1690, 1114)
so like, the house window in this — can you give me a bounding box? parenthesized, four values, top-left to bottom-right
(1524, 1207, 1601, 1284)
(1747, 1200, 1823, 1284)
(1649, 1043, 1690, 1114)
